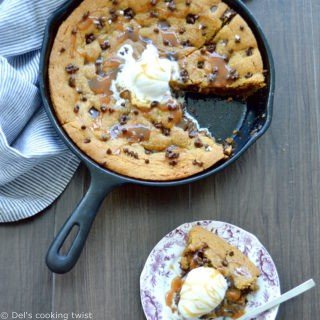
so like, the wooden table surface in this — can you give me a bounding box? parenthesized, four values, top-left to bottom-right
(1, 0, 319, 319)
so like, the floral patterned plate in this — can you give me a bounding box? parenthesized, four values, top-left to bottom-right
(140, 221, 281, 320)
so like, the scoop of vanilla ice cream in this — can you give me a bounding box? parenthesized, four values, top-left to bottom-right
(178, 267, 228, 319)
(114, 44, 179, 104)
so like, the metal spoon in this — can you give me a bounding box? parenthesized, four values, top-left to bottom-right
(237, 279, 316, 320)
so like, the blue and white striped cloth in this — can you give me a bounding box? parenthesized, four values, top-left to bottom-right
(0, 0, 80, 222)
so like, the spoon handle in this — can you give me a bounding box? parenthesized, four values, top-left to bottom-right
(237, 279, 316, 320)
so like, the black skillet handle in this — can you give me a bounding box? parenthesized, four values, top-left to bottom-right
(46, 169, 122, 274)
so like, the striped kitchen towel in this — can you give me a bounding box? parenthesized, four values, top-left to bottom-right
(0, 0, 80, 223)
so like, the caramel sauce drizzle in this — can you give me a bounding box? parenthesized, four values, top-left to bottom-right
(110, 124, 151, 143)
(205, 52, 232, 87)
(161, 30, 180, 47)
(165, 277, 184, 309)
(88, 71, 117, 95)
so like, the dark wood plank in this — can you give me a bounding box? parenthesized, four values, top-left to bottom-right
(0, 206, 54, 314)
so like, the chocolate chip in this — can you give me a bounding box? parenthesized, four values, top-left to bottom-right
(82, 11, 90, 21)
(145, 159, 150, 164)
(120, 90, 130, 100)
(169, 160, 178, 166)
(167, 52, 179, 61)
(133, 110, 139, 115)
(85, 33, 96, 44)
(229, 251, 234, 256)
(192, 159, 203, 167)
(154, 122, 163, 129)
(245, 72, 253, 79)
(210, 5, 218, 12)
(168, 1, 176, 11)
(197, 61, 204, 69)
(168, 103, 177, 111)
(222, 259, 229, 267)
(168, 116, 174, 122)
(235, 34, 241, 43)
(181, 39, 192, 47)
(221, 39, 228, 46)
(150, 10, 159, 18)
(81, 97, 87, 102)
(120, 115, 129, 125)
(189, 130, 197, 138)
(65, 64, 79, 74)
(151, 101, 159, 108)
(109, 13, 118, 23)
(221, 8, 236, 22)
(208, 73, 217, 83)
(84, 138, 91, 144)
(59, 48, 66, 54)
(179, 27, 186, 34)
(163, 39, 170, 46)
(206, 43, 216, 53)
(194, 138, 203, 148)
(123, 148, 139, 159)
(162, 127, 171, 136)
(200, 48, 206, 55)
(81, 125, 86, 130)
(71, 28, 77, 35)
(228, 69, 239, 81)
(95, 17, 106, 29)
(95, 57, 103, 66)
(165, 146, 180, 159)
(100, 134, 108, 141)
(106, 148, 112, 155)
(73, 105, 80, 113)
(240, 25, 245, 31)
(186, 0, 192, 5)
(222, 54, 229, 62)
(100, 104, 108, 112)
(100, 40, 111, 50)
(68, 76, 76, 88)
(89, 107, 100, 118)
(153, 27, 160, 33)
(246, 47, 254, 56)
(180, 69, 189, 83)
(123, 8, 135, 19)
(158, 19, 171, 30)
(186, 13, 198, 24)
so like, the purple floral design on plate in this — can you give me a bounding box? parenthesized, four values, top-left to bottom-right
(140, 221, 281, 320)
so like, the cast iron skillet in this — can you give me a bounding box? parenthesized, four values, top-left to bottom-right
(39, 0, 275, 274)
